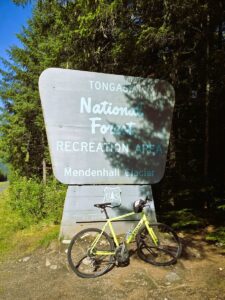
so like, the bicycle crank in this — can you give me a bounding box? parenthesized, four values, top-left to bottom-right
(115, 243, 130, 266)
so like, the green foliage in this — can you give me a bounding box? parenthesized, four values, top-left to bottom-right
(0, 187, 61, 260)
(0, 1, 66, 178)
(206, 227, 225, 246)
(0, 188, 25, 258)
(12, 0, 31, 5)
(161, 209, 207, 230)
(42, 180, 67, 223)
(9, 172, 66, 226)
(38, 226, 59, 247)
(214, 198, 225, 212)
(1, 0, 224, 213)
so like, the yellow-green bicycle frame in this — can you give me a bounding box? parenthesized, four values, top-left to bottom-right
(89, 211, 159, 256)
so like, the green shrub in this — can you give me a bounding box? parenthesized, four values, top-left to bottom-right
(0, 188, 61, 260)
(206, 227, 225, 246)
(38, 226, 60, 247)
(160, 208, 207, 230)
(8, 172, 66, 226)
(0, 189, 25, 258)
(42, 179, 67, 223)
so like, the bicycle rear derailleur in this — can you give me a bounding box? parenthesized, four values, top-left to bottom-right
(115, 243, 129, 266)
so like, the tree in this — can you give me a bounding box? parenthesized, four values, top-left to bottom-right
(0, 1, 77, 178)
(1, 0, 224, 209)
(13, 0, 31, 4)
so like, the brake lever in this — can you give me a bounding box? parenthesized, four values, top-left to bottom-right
(146, 196, 152, 202)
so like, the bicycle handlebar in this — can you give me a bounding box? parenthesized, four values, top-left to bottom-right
(143, 196, 151, 204)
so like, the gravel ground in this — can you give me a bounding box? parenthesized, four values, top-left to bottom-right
(1, 234, 225, 300)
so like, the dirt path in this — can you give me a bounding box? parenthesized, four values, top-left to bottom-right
(1, 233, 225, 300)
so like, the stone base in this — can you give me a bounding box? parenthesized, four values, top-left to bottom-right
(59, 185, 156, 239)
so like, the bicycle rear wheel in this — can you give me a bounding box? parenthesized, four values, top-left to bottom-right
(67, 228, 115, 278)
(136, 223, 182, 266)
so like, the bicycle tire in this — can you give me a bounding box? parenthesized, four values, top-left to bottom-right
(136, 223, 182, 266)
(67, 228, 115, 278)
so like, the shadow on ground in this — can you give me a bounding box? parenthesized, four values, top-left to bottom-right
(1, 231, 225, 300)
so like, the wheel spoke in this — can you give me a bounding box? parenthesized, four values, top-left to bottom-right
(136, 223, 182, 266)
(157, 245, 177, 258)
(74, 255, 88, 268)
(68, 228, 115, 278)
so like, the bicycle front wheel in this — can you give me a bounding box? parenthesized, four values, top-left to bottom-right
(67, 228, 115, 278)
(136, 223, 182, 266)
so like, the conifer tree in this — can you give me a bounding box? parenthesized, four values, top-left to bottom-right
(1, 0, 224, 207)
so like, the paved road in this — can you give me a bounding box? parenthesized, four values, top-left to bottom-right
(0, 182, 8, 192)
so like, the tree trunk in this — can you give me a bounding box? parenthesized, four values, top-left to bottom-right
(42, 158, 46, 184)
(204, 13, 210, 179)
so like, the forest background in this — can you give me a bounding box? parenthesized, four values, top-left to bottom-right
(0, 0, 225, 250)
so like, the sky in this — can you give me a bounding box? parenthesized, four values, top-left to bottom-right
(0, 0, 33, 74)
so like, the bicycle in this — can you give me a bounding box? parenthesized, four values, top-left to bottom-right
(67, 197, 182, 278)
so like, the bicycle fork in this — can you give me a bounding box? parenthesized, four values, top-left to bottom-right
(143, 214, 159, 245)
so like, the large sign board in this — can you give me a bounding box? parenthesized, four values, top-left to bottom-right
(39, 68, 175, 185)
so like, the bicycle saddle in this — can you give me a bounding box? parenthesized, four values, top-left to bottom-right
(94, 203, 112, 209)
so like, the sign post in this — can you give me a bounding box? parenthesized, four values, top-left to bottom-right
(39, 68, 175, 238)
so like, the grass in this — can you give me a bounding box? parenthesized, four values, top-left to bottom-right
(0, 188, 60, 261)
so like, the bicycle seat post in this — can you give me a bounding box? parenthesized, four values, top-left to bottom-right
(94, 203, 111, 219)
(102, 207, 109, 219)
